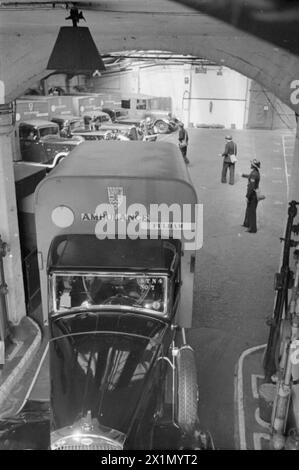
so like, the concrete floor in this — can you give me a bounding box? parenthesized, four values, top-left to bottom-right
(183, 127, 293, 449)
(14, 127, 296, 450)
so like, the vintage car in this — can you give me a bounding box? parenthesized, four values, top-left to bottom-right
(101, 106, 129, 122)
(115, 112, 178, 134)
(50, 114, 85, 137)
(17, 119, 83, 167)
(82, 110, 112, 129)
(72, 122, 157, 142)
(143, 111, 179, 134)
(31, 141, 212, 450)
(115, 113, 177, 134)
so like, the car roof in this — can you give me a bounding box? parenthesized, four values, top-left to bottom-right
(99, 123, 134, 130)
(102, 107, 125, 112)
(83, 110, 110, 117)
(51, 114, 83, 121)
(19, 119, 58, 127)
(47, 141, 193, 184)
(48, 235, 179, 271)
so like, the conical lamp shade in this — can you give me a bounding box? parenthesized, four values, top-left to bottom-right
(47, 27, 106, 73)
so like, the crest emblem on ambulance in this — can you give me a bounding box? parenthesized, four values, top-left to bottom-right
(107, 186, 124, 210)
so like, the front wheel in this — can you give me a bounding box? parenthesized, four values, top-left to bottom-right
(176, 347, 199, 433)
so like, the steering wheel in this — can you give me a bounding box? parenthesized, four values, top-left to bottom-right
(102, 294, 137, 306)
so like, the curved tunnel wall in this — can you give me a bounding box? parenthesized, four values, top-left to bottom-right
(1, 29, 299, 114)
(1, 16, 299, 203)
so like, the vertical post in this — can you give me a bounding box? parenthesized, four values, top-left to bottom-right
(243, 78, 250, 129)
(290, 119, 299, 202)
(0, 236, 8, 338)
(0, 103, 26, 326)
(0, 236, 8, 367)
(187, 64, 192, 127)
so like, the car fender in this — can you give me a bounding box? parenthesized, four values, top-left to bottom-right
(50, 152, 68, 168)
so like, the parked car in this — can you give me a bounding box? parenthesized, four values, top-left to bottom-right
(143, 111, 179, 134)
(101, 107, 129, 122)
(17, 120, 83, 167)
(32, 141, 214, 450)
(73, 123, 146, 142)
(82, 110, 112, 129)
(115, 112, 177, 134)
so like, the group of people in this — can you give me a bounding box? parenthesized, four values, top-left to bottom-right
(220, 135, 261, 233)
(177, 127, 261, 233)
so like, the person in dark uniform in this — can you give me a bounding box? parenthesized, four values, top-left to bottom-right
(242, 159, 261, 233)
(220, 135, 237, 185)
(178, 123, 190, 164)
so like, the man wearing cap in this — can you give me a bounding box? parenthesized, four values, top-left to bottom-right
(242, 159, 261, 233)
(178, 122, 190, 164)
(220, 135, 237, 185)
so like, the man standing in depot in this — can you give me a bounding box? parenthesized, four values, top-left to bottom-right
(242, 159, 261, 233)
(178, 122, 190, 165)
(220, 135, 237, 185)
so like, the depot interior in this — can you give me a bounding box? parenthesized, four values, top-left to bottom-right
(12, 58, 295, 319)
(1, 0, 299, 450)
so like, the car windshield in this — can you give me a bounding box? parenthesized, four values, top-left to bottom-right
(39, 126, 59, 138)
(52, 272, 168, 315)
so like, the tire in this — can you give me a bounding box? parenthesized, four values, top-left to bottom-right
(154, 120, 169, 134)
(176, 347, 199, 433)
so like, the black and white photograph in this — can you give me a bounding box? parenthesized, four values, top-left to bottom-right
(0, 0, 299, 453)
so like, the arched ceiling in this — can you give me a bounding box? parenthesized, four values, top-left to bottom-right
(1, 0, 299, 112)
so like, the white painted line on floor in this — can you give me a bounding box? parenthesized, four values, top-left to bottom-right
(251, 374, 264, 399)
(15, 341, 49, 415)
(235, 344, 266, 450)
(273, 167, 282, 170)
(282, 135, 290, 199)
(254, 407, 271, 430)
(7, 341, 23, 361)
(253, 432, 270, 450)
